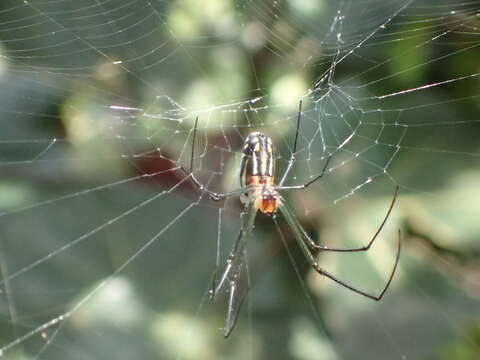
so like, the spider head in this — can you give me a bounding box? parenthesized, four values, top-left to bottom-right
(255, 187, 278, 216)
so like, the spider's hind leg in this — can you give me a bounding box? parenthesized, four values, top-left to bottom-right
(311, 231, 401, 301)
(277, 200, 401, 301)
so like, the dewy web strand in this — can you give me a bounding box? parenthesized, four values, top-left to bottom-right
(0, 0, 479, 358)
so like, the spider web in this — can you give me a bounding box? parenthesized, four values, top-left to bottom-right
(0, 0, 479, 359)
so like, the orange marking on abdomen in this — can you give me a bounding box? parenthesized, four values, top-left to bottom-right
(245, 175, 260, 186)
(245, 175, 274, 187)
(260, 198, 276, 214)
(265, 176, 274, 186)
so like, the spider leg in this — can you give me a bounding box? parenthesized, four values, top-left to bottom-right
(277, 201, 401, 301)
(210, 226, 244, 299)
(179, 115, 252, 201)
(210, 200, 258, 337)
(279, 100, 303, 186)
(176, 167, 220, 199)
(178, 167, 252, 201)
(189, 116, 199, 174)
(280, 186, 399, 252)
(278, 100, 333, 189)
(313, 231, 401, 301)
(276, 152, 333, 191)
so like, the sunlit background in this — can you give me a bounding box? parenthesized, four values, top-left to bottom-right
(0, 0, 479, 359)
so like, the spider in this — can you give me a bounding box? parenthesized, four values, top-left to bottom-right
(179, 101, 401, 337)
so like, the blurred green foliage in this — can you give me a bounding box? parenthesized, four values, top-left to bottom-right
(0, 0, 479, 359)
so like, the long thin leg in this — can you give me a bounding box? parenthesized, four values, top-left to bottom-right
(277, 100, 335, 190)
(313, 231, 401, 301)
(178, 168, 252, 201)
(179, 116, 251, 201)
(210, 200, 258, 337)
(276, 152, 333, 191)
(189, 116, 199, 174)
(278, 202, 401, 301)
(279, 100, 303, 186)
(210, 225, 245, 299)
(280, 186, 399, 252)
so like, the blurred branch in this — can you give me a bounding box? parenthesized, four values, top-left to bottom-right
(404, 221, 480, 266)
